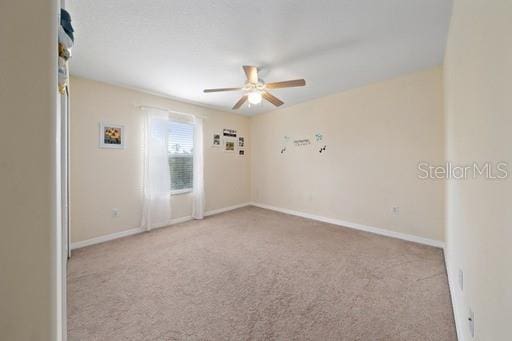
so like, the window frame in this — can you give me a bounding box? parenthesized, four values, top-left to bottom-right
(170, 188, 192, 196)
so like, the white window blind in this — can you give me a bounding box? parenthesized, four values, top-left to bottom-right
(168, 121, 194, 192)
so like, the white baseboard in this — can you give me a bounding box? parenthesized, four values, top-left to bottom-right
(250, 202, 445, 248)
(71, 202, 251, 250)
(71, 201, 443, 249)
(168, 215, 193, 225)
(444, 251, 464, 341)
(70, 227, 144, 250)
(204, 202, 251, 216)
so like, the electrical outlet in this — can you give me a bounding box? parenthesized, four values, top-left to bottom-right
(112, 208, 119, 218)
(458, 269, 464, 291)
(468, 309, 475, 337)
(392, 207, 400, 215)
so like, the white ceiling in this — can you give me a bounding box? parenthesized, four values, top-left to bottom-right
(68, 0, 452, 115)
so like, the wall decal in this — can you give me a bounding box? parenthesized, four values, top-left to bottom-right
(280, 133, 326, 154)
(315, 133, 326, 153)
(281, 136, 291, 154)
(294, 139, 311, 146)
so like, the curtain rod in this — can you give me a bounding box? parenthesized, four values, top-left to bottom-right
(138, 105, 207, 119)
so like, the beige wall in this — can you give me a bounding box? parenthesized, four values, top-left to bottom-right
(0, 0, 59, 340)
(251, 67, 445, 242)
(444, 1, 512, 340)
(70, 77, 250, 243)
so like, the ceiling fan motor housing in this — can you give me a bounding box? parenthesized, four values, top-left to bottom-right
(244, 81, 265, 91)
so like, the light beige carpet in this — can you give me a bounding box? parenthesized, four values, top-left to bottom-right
(68, 206, 456, 340)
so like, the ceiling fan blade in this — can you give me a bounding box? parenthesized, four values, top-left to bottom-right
(262, 91, 284, 107)
(243, 65, 258, 83)
(232, 95, 248, 110)
(265, 79, 306, 89)
(204, 87, 242, 93)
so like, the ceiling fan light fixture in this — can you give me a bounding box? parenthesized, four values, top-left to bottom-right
(248, 91, 262, 104)
(203, 65, 305, 109)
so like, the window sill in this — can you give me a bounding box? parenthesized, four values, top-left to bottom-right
(171, 188, 192, 196)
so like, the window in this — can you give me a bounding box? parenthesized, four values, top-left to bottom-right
(168, 121, 194, 193)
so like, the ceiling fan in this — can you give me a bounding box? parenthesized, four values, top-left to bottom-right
(203, 65, 306, 110)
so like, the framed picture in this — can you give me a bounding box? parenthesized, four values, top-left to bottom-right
(212, 133, 221, 147)
(223, 128, 237, 138)
(224, 139, 235, 152)
(99, 122, 125, 149)
(239, 149, 245, 156)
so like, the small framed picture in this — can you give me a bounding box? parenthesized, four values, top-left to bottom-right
(239, 149, 245, 156)
(99, 122, 125, 149)
(224, 139, 235, 152)
(238, 136, 245, 148)
(212, 133, 221, 147)
(223, 128, 237, 138)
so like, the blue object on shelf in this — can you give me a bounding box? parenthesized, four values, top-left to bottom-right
(60, 9, 74, 41)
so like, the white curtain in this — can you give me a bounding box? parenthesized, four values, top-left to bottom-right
(192, 116, 205, 219)
(141, 112, 172, 231)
